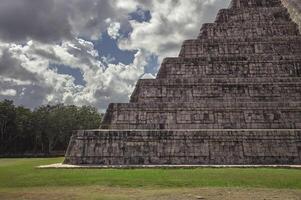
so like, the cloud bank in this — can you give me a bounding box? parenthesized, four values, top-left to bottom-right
(0, 0, 230, 111)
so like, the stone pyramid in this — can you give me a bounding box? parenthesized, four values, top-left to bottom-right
(64, 0, 301, 165)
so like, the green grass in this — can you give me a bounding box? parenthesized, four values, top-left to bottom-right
(0, 158, 301, 189)
(1, 158, 301, 200)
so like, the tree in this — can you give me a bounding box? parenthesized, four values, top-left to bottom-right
(0, 100, 16, 153)
(0, 100, 103, 156)
(76, 105, 103, 130)
(14, 106, 33, 153)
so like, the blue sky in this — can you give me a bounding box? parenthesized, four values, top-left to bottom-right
(0, 0, 230, 111)
(51, 8, 156, 88)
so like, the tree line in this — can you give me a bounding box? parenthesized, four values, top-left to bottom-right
(0, 99, 103, 156)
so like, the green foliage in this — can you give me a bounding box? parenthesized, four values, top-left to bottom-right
(0, 100, 103, 155)
(0, 100, 16, 142)
(0, 158, 301, 189)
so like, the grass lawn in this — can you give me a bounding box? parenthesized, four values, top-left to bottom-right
(0, 158, 301, 200)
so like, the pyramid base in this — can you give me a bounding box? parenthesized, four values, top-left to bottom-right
(64, 129, 301, 165)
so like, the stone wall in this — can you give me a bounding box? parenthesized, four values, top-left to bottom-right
(100, 102, 301, 130)
(157, 58, 301, 79)
(179, 37, 301, 57)
(64, 130, 301, 165)
(130, 78, 301, 103)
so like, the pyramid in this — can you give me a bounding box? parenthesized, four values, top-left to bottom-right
(64, 0, 301, 165)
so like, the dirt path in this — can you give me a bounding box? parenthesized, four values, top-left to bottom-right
(1, 187, 301, 200)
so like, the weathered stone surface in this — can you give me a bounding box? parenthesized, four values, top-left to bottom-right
(64, 130, 301, 165)
(64, 0, 301, 165)
(98, 102, 301, 130)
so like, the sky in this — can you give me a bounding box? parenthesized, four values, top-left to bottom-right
(0, 0, 230, 112)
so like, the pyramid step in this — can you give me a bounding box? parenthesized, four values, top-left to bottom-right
(179, 36, 301, 58)
(157, 57, 301, 79)
(198, 22, 299, 39)
(175, 54, 300, 62)
(101, 102, 301, 130)
(215, 7, 290, 23)
(161, 55, 301, 63)
(130, 77, 301, 102)
(108, 101, 301, 109)
(230, 0, 282, 9)
(136, 77, 301, 84)
(64, 129, 301, 165)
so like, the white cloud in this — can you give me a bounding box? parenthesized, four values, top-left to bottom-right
(0, 0, 134, 42)
(141, 73, 155, 79)
(0, 89, 17, 96)
(0, 0, 230, 111)
(107, 22, 121, 39)
(0, 38, 147, 111)
(119, 0, 230, 63)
